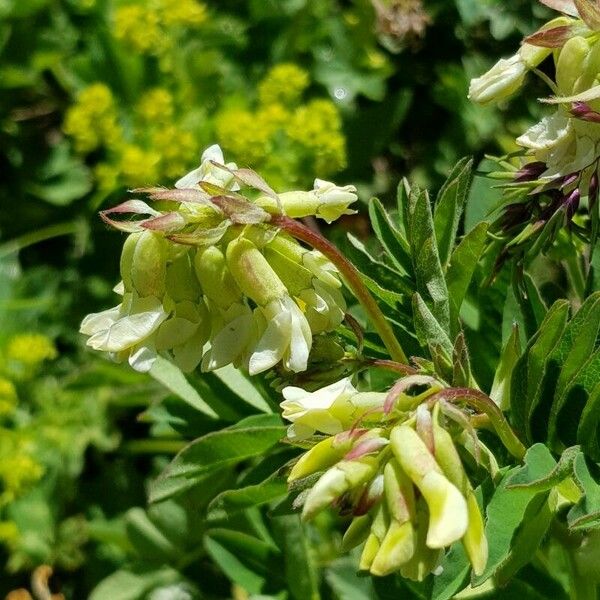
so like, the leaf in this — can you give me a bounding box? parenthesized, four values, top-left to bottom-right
(490, 323, 521, 410)
(406, 186, 450, 334)
(445, 221, 489, 336)
(509, 300, 570, 440)
(567, 452, 600, 530)
(547, 293, 600, 447)
(430, 543, 470, 600)
(474, 444, 557, 584)
(433, 157, 473, 269)
(212, 364, 272, 414)
(149, 414, 285, 503)
(125, 507, 183, 562)
(577, 360, 600, 460)
(368, 197, 412, 276)
(207, 476, 288, 520)
(272, 515, 321, 600)
(452, 332, 473, 388)
(89, 567, 183, 600)
(205, 528, 280, 594)
(412, 293, 453, 375)
(149, 356, 219, 418)
(325, 556, 376, 600)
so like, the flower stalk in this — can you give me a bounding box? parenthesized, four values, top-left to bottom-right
(270, 214, 408, 364)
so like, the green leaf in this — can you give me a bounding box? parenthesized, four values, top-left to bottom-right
(89, 567, 183, 600)
(509, 300, 570, 441)
(567, 453, 600, 531)
(272, 515, 321, 600)
(406, 186, 450, 334)
(547, 293, 600, 448)
(446, 221, 489, 336)
(125, 507, 183, 562)
(368, 197, 412, 276)
(474, 444, 557, 584)
(412, 293, 453, 377)
(490, 323, 521, 410)
(430, 543, 470, 600)
(150, 356, 218, 418)
(325, 556, 376, 600)
(205, 528, 280, 594)
(434, 157, 473, 269)
(207, 475, 288, 520)
(149, 415, 285, 503)
(577, 357, 600, 460)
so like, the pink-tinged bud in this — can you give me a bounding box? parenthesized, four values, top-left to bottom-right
(344, 436, 389, 461)
(355, 474, 385, 515)
(561, 172, 580, 188)
(570, 101, 600, 122)
(589, 172, 599, 207)
(383, 375, 442, 414)
(564, 188, 581, 219)
(416, 404, 434, 454)
(514, 161, 546, 182)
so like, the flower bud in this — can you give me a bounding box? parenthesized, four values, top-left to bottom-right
(556, 36, 590, 95)
(194, 246, 242, 309)
(302, 456, 379, 520)
(121, 230, 167, 298)
(370, 519, 415, 577)
(226, 237, 288, 307)
(383, 459, 415, 524)
(165, 249, 201, 302)
(390, 425, 468, 548)
(341, 513, 372, 552)
(359, 504, 388, 571)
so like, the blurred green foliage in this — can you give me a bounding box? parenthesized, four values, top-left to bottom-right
(0, 0, 558, 596)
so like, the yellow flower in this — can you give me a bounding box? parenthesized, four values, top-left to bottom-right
(0, 439, 44, 505)
(119, 144, 161, 186)
(137, 88, 174, 123)
(287, 99, 347, 176)
(0, 521, 18, 545)
(0, 377, 17, 416)
(64, 84, 122, 152)
(256, 103, 290, 136)
(114, 5, 165, 53)
(152, 125, 198, 179)
(6, 334, 57, 366)
(158, 0, 208, 26)
(94, 163, 120, 192)
(215, 108, 271, 164)
(258, 64, 310, 106)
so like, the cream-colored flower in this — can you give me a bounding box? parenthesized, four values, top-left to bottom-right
(175, 144, 239, 190)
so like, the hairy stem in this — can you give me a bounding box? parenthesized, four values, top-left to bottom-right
(271, 215, 408, 363)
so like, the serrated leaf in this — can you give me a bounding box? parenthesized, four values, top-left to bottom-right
(474, 444, 557, 584)
(446, 221, 489, 336)
(406, 187, 450, 334)
(434, 157, 473, 269)
(368, 197, 412, 276)
(567, 453, 600, 530)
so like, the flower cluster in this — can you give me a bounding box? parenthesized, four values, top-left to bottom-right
(80, 145, 357, 375)
(215, 64, 347, 189)
(469, 2, 600, 249)
(114, 0, 207, 55)
(283, 376, 491, 579)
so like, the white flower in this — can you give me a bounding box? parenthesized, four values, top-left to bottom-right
(312, 179, 358, 223)
(298, 279, 346, 333)
(516, 111, 572, 151)
(280, 378, 386, 440)
(468, 54, 528, 105)
(249, 296, 312, 375)
(175, 144, 239, 191)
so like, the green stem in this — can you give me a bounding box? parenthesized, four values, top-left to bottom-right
(123, 439, 186, 454)
(271, 215, 408, 363)
(0, 220, 84, 259)
(428, 387, 527, 460)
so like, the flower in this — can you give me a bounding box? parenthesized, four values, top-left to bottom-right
(175, 144, 239, 191)
(6, 334, 57, 366)
(281, 377, 386, 439)
(258, 64, 310, 106)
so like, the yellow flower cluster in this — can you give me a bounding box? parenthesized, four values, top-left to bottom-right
(119, 144, 161, 187)
(152, 125, 198, 179)
(258, 63, 309, 106)
(137, 88, 174, 123)
(6, 334, 58, 367)
(216, 64, 346, 187)
(63, 84, 122, 153)
(114, 0, 207, 54)
(0, 377, 17, 416)
(0, 435, 44, 506)
(287, 99, 347, 174)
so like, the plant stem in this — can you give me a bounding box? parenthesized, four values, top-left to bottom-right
(364, 359, 417, 376)
(564, 252, 586, 303)
(427, 387, 527, 460)
(0, 220, 84, 259)
(271, 215, 408, 363)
